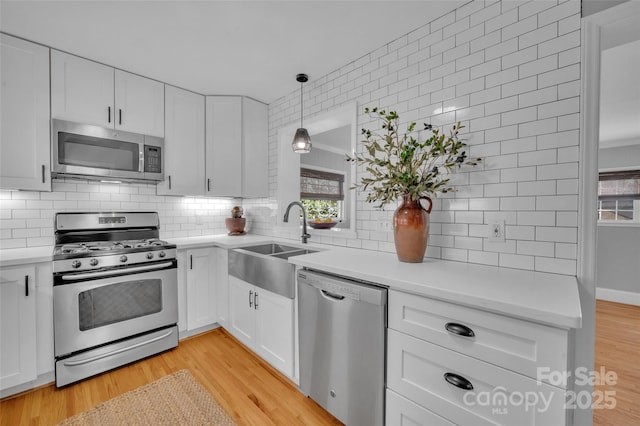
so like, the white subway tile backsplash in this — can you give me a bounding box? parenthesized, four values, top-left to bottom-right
(536, 195, 578, 211)
(519, 86, 558, 108)
(538, 97, 579, 119)
(537, 163, 578, 180)
(535, 256, 576, 275)
(538, 63, 579, 88)
(538, 1, 580, 27)
(499, 253, 534, 270)
(517, 240, 555, 257)
(517, 211, 556, 226)
(454, 237, 482, 250)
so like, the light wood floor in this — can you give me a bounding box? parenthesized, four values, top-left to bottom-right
(2, 301, 638, 425)
(594, 300, 640, 426)
(0, 328, 342, 426)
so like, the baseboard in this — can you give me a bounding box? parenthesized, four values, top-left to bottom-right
(596, 287, 640, 306)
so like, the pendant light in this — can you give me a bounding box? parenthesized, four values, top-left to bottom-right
(292, 73, 312, 153)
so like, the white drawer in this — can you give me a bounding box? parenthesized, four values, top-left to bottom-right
(389, 290, 570, 385)
(387, 329, 568, 426)
(386, 388, 456, 426)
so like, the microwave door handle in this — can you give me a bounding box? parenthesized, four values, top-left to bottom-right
(139, 148, 144, 173)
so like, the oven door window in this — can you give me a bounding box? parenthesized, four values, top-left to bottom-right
(58, 131, 140, 172)
(78, 279, 162, 331)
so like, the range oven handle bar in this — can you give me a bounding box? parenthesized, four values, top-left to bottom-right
(60, 261, 174, 281)
(62, 329, 175, 366)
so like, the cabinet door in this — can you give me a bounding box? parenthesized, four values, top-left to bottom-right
(0, 267, 37, 390)
(227, 276, 255, 348)
(205, 96, 242, 196)
(254, 288, 294, 377)
(215, 248, 229, 327)
(51, 50, 114, 128)
(0, 35, 50, 191)
(185, 248, 217, 330)
(386, 389, 456, 426)
(115, 70, 164, 137)
(159, 85, 205, 196)
(242, 97, 268, 198)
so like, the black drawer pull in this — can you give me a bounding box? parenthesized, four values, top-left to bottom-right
(445, 322, 475, 337)
(444, 372, 473, 390)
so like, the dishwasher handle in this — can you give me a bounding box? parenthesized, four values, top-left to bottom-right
(321, 289, 345, 301)
(298, 269, 387, 306)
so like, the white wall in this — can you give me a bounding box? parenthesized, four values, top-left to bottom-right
(597, 225, 640, 294)
(247, 0, 582, 275)
(599, 145, 640, 170)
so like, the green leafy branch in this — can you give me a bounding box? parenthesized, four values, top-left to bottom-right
(347, 107, 481, 208)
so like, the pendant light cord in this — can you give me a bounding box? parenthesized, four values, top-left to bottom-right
(300, 80, 304, 128)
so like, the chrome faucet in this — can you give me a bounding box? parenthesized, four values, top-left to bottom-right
(283, 201, 311, 244)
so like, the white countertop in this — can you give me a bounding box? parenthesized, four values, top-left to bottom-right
(1, 234, 582, 330)
(287, 247, 582, 330)
(170, 234, 274, 250)
(0, 246, 54, 267)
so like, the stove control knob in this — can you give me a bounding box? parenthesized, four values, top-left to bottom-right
(158, 251, 166, 258)
(71, 260, 82, 269)
(146, 252, 154, 260)
(119, 255, 128, 263)
(89, 258, 99, 267)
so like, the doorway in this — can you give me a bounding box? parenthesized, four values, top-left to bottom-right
(581, 2, 640, 425)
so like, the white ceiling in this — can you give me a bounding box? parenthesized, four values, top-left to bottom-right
(0, 0, 465, 104)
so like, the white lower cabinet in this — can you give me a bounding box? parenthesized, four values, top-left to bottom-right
(0, 266, 37, 390)
(227, 276, 294, 378)
(386, 289, 572, 426)
(386, 388, 456, 426)
(180, 247, 218, 332)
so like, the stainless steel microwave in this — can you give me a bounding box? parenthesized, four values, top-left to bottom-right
(52, 119, 164, 183)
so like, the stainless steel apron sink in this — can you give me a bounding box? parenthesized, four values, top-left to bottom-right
(228, 243, 318, 299)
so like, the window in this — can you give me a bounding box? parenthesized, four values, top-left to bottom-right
(598, 171, 640, 222)
(300, 168, 344, 220)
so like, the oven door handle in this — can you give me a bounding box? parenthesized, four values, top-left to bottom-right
(61, 261, 175, 281)
(62, 329, 175, 367)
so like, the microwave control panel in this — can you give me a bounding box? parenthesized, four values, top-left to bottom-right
(144, 146, 162, 173)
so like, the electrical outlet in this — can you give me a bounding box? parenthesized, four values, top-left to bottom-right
(488, 221, 505, 242)
(378, 221, 392, 231)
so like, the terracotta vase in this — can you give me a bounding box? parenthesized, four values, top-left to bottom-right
(393, 194, 433, 263)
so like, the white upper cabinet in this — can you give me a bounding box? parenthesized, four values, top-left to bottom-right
(114, 70, 165, 136)
(242, 97, 268, 198)
(0, 34, 51, 191)
(205, 96, 242, 196)
(51, 50, 164, 136)
(159, 85, 205, 196)
(205, 96, 268, 198)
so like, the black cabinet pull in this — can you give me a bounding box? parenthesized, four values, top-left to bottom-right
(444, 372, 473, 390)
(207, 178, 211, 192)
(190, 254, 193, 269)
(168, 175, 172, 190)
(25, 275, 29, 297)
(254, 292, 258, 309)
(42, 164, 45, 183)
(108, 106, 111, 123)
(119, 108, 122, 125)
(249, 290, 253, 308)
(445, 322, 475, 338)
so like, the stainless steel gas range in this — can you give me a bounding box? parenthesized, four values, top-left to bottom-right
(52, 212, 178, 387)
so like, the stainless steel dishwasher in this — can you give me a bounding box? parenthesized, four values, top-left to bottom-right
(297, 269, 387, 426)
